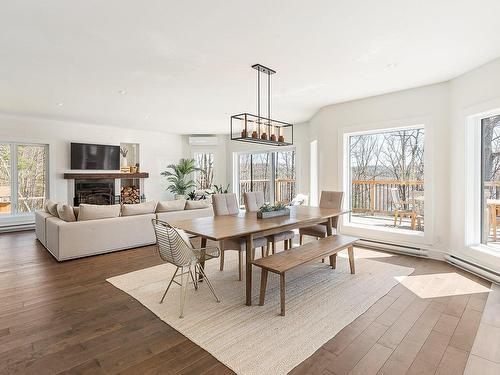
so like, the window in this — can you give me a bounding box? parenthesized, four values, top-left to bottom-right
(481, 115, 500, 246)
(0, 143, 49, 217)
(347, 127, 425, 233)
(237, 149, 296, 206)
(193, 152, 214, 190)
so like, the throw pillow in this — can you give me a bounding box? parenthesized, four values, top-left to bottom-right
(121, 201, 157, 216)
(45, 200, 59, 217)
(185, 200, 211, 210)
(156, 199, 186, 212)
(57, 204, 76, 222)
(77, 204, 121, 221)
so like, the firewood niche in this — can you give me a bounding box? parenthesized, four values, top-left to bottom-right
(121, 184, 140, 204)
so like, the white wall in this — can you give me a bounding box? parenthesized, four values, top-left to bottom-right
(306, 83, 451, 254)
(301, 56, 500, 273)
(449, 57, 500, 271)
(0, 113, 183, 207)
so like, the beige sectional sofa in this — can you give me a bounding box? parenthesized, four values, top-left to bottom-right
(35, 200, 213, 261)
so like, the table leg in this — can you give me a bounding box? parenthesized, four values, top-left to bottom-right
(199, 237, 207, 282)
(326, 217, 333, 236)
(246, 234, 254, 306)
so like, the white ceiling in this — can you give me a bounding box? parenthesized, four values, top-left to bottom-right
(1, 0, 500, 134)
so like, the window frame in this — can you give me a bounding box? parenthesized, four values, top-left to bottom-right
(0, 141, 50, 219)
(338, 119, 434, 246)
(233, 146, 297, 206)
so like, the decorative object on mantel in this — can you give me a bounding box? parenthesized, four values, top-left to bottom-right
(230, 64, 293, 146)
(161, 158, 202, 199)
(256, 202, 290, 219)
(120, 166, 131, 173)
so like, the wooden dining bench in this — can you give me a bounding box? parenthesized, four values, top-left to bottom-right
(252, 234, 359, 316)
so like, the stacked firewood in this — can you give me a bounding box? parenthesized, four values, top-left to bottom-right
(121, 186, 140, 204)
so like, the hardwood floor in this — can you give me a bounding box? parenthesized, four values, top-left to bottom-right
(0, 230, 493, 374)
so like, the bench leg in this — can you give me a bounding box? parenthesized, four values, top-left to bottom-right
(299, 234, 304, 245)
(348, 246, 355, 274)
(280, 273, 286, 316)
(271, 240, 276, 254)
(284, 239, 289, 250)
(329, 253, 337, 269)
(259, 269, 268, 306)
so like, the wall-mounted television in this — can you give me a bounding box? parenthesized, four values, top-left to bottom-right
(70, 143, 120, 170)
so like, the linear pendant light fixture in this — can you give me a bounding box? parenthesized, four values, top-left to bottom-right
(230, 64, 293, 146)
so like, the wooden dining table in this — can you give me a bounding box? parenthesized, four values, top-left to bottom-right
(169, 205, 348, 306)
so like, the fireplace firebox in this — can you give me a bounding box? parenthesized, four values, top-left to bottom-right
(74, 179, 115, 206)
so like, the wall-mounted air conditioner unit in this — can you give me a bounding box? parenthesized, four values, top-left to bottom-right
(188, 136, 219, 146)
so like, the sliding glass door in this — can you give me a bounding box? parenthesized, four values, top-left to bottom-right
(237, 149, 296, 206)
(0, 143, 49, 217)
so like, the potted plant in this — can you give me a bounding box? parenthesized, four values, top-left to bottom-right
(161, 158, 202, 199)
(257, 202, 290, 219)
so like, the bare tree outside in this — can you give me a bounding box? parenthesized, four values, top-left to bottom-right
(194, 152, 214, 190)
(481, 115, 500, 245)
(238, 150, 296, 205)
(349, 128, 425, 231)
(0, 143, 48, 215)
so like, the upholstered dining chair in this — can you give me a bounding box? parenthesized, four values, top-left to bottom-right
(244, 191, 295, 254)
(151, 219, 220, 318)
(299, 191, 343, 244)
(212, 193, 268, 280)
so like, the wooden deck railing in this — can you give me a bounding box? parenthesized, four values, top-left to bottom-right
(351, 179, 424, 215)
(239, 179, 296, 204)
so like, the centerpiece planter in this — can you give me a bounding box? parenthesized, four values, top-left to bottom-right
(257, 203, 290, 219)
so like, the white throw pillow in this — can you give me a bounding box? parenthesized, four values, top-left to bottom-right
(121, 201, 157, 216)
(57, 204, 76, 222)
(156, 199, 186, 212)
(44, 200, 59, 217)
(77, 204, 121, 221)
(185, 200, 211, 210)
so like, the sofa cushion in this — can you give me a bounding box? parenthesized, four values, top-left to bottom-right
(122, 201, 157, 216)
(157, 199, 186, 212)
(78, 204, 121, 221)
(57, 204, 76, 222)
(45, 200, 59, 217)
(185, 200, 211, 210)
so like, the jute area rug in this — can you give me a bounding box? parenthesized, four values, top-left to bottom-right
(107, 248, 413, 375)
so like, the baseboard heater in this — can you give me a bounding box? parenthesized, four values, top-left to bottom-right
(444, 254, 500, 285)
(0, 223, 35, 233)
(356, 239, 428, 257)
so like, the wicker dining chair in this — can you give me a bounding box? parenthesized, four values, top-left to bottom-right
(152, 219, 220, 318)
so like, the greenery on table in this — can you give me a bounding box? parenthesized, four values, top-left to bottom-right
(258, 202, 288, 213)
(161, 158, 203, 196)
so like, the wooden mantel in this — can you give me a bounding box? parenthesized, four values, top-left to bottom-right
(63, 172, 149, 180)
